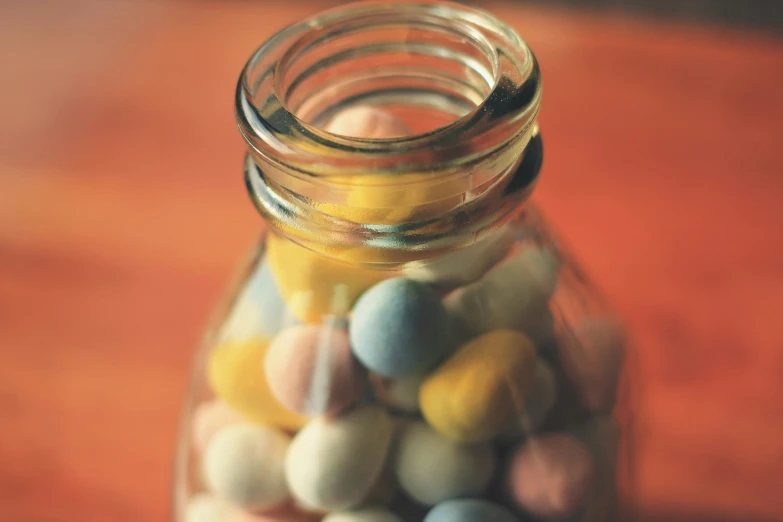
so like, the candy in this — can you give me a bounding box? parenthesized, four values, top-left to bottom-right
(185, 493, 235, 522)
(555, 316, 625, 412)
(500, 358, 558, 441)
(402, 227, 513, 290)
(322, 107, 462, 227)
(371, 373, 425, 413)
(265, 323, 366, 416)
(322, 508, 403, 522)
(266, 231, 385, 324)
(192, 399, 244, 454)
(506, 433, 596, 520)
(285, 406, 394, 511)
(207, 339, 307, 430)
(444, 246, 559, 338)
(185, 495, 316, 522)
(324, 106, 410, 139)
(423, 499, 518, 522)
(350, 278, 453, 378)
(219, 261, 292, 342)
(394, 421, 495, 506)
(202, 424, 291, 511)
(420, 330, 537, 443)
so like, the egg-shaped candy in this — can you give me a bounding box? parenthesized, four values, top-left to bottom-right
(185, 493, 236, 522)
(402, 227, 512, 290)
(420, 330, 537, 443)
(208, 339, 307, 430)
(350, 278, 453, 378)
(265, 323, 366, 416)
(203, 423, 291, 511)
(499, 358, 558, 442)
(192, 399, 244, 454)
(322, 108, 462, 228)
(266, 231, 385, 324)
(322, 508, 403, 522)
(394, 421, 495, 505)
(219, 261, 293, 342)
(324, 106, 410, 139)
(423, 499, 519, 522)
(555, 316, 626, 412)
(185, 495, 317, 522)
(444, 246, 559, 338)
(285, 406, 394, 511)
(371, 373, 425, 413)
(506, 433, 596, 520)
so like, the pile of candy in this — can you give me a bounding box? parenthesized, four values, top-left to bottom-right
(184, 109, 625, 522)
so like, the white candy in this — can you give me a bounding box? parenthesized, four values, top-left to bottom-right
(444, 246, 559, 337)
(402, 228, 513, 290)
(500, 358, 558, 441)
(202, 424, 291, 510)
(285, 406, 394, 511)
(322, 507, 404, 522)
(393, 421, 495, 506)
(185, 494, 235, 522)
(373, 373, 425, 413)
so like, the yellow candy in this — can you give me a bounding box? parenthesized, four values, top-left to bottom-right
(266, 231, 385, 323)
(420, 330, 537, 443)
(321, 175, 463, 226)
(320, 107, 462, 226)
(207, 339, 307, 430)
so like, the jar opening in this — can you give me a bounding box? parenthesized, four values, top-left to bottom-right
(237, 0, 543, 262)
(277, 10, 499, 137)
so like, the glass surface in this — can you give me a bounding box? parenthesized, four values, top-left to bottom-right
(173, 2, 634, 521)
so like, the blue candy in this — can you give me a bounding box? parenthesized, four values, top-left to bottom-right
(350, 278, 452, 378)
(423, 500, 519, 522)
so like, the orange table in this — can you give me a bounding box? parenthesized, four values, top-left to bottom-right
(0, 1, 781, 521)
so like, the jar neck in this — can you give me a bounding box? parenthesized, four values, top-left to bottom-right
(236, 0, 543, 264)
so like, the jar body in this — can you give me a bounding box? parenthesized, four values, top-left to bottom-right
(173, 204, 633, 522)
(174, 1, 635, 520)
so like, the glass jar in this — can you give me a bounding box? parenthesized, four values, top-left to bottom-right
(173, 2, 635, 522)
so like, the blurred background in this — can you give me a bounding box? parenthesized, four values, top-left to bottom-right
(0, 1, 781, 521)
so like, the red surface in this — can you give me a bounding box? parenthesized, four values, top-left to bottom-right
(0, 1, 781, 521)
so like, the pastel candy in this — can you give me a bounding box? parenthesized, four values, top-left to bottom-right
(192, 399, 244, 454)
(423, 499, 519, 522)
(322, 508, 403, 522)
(444, 246, 559, 338)
(420, 330, 537, 443)
(285, 406, 394, 511)
(555, 316, 626, 412)
(202, 424, 291, 510)
(402, 227, 513, 290)
(371, 373, 425, 413)
(219, 261, 292, 342)
(324, 106, 411, 139)
(350, 278, 453, 378)
(266, 231, 385, 323)
(322, 108, 462, 226)
(500, 358, 558, 440)
(265, 323, 366, 416)
(394, 421, 495, 505)
(185, 493, 235, 522)
(185, 495, 316, 522)
(506, 433, 596, 520)
(208, 339, 307, 429)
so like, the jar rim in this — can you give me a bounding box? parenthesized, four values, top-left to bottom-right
(236, 0, 541, 182)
